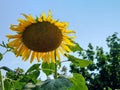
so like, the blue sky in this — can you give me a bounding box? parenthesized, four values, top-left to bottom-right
(0, 0, 120, 74)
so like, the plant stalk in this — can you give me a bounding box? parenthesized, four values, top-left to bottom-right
(0, 71, 4, 90)
(54, 51, 57, 79)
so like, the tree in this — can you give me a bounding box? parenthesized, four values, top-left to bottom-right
(70, 32, 120, 90)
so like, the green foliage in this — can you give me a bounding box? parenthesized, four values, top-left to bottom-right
(0, 53, 3, 60)
(69, 42, 83, 52)
(2, 64, 41, 90)
(69, 73, 88, 90)
(4, 79, 14, 90)
(0, 41, 13, 51)
(26, 64, 40, 73)
(23, 64, 40, 83)
(42, 62, 55, 76)
(38, 77, 72, 90)
(4, 79, 25, 90)
(67, 54, 92, 68)
(108, 87, 112, 90)
(70, 32, 120, 90)
(0, 41, 13, 61)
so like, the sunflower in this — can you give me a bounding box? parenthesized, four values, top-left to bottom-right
(7, 11, 75, 63)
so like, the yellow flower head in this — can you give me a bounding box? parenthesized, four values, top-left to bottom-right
(7, 11, 75, 63)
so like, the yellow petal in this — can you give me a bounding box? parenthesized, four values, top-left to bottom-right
(61, 44, 71, 52)
(46, 52, 50, 63)
(47, 10, 52, 21)
(18, 19, 26, 25)
(23, 49, 31, 61)
(55, 22, 68, 29)
(30, 51, 36, 63)
(16, 44, 24, 57)
(41, 12, 47, 21)
(38, 17, 43, 22)
(10, 25, 24, 32)
(58, 47, 65, 56)
(6, 34, 22, 39)
(10, 25, 18, 31)
(42, 53, 47, 62)
(22, 14, 35, 22)
(8, 38, 21, 47)
(21, 46, 29, 60)
(51, 51, 55, 63)
(36, 52, 41, 62)
(64, 30, 76, 33)
(56, 49, 60, 61)
(63, 37, 74, 46)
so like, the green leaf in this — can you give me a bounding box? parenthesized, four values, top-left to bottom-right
(38, 77, 72, 90)
(68, 73, 88, 90)
(108, 87, 112, 90)
(4, 79, 26, 90)
(4, 79, 14, 90)
(69, 42, 83, 52)
(25, 70, 40, 83)
(67, 54, 92, 68)
(24, 64, 40, 83)
(14, 80, 25, 90)
(42, 62, 55, 76)
(25, 64, 40, 74)
(0, 53, 3, 61)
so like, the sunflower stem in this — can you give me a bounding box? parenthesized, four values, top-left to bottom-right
(54, 51, 57, 79)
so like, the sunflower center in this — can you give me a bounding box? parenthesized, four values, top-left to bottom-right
(22, 22, 62, 52)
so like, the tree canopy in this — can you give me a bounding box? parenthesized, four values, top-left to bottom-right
(70, 32, 120, 90)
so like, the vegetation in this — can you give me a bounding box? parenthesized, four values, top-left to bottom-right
(70, 32, 120, 90)
(0, 40, 91, 90)
(1, 32, 120, 90)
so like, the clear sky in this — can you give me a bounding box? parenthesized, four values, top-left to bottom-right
(0, 0, 120, 74)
